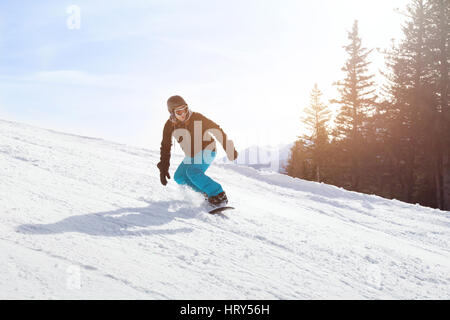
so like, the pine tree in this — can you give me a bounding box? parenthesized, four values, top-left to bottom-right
(402, 0, 444, 207)
(380, 36, 420, 202)
(428, 0, 450, 210)
(302, 83, 331, 182)
(331, 20, 378, 190)
(379, 0, 448, 208)
(285, 139, 311, 180)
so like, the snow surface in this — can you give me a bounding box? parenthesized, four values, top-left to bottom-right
(0, 119, 449, 299)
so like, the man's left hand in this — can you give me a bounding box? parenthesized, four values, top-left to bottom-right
(227, 148, 238, 161)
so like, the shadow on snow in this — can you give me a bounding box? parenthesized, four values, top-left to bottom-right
(16, 200, 205, 237)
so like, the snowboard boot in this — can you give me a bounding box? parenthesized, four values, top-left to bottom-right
(208, 191, 228, 207)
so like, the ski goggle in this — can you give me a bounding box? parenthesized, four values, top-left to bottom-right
(174, 105, 188, 116)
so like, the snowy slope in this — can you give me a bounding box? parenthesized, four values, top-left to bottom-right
(0, 118, 449, 299)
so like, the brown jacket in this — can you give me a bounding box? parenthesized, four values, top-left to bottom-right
(158, 112, 235, 171)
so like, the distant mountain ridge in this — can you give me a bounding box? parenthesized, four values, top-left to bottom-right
(220, 143, 293, 173)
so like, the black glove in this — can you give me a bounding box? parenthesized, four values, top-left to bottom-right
(160, 170, 170, 186)
(157, 162, 170, 186)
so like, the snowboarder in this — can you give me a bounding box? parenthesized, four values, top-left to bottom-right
(157, 95, 238, 207)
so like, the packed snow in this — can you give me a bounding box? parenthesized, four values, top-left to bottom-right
(0, 119, 449, 299)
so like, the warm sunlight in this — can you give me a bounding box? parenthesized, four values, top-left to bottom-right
(0, 0, 449, 303)
(0, 0, 407, 149)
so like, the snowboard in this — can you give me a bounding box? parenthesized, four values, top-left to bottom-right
(208, 206, 235, 214)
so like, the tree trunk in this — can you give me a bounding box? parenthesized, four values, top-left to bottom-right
(404, 158, 415, 203)
(435, 156, 443, 209)
(437, 0, 450, 211)
(443, 149, 450, 211)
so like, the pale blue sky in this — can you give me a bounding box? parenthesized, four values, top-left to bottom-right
(0, 0, 407, 153)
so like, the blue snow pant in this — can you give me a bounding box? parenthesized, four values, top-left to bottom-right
(173, 149, 223, 197)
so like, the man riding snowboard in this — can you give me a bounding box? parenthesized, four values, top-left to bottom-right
(157, 95, 238, 207)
